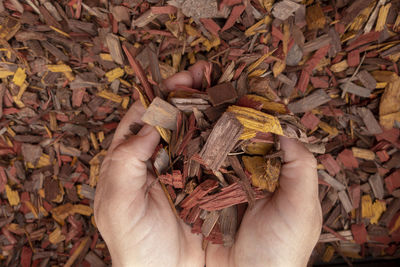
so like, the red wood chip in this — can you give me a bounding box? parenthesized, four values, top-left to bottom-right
(349, 184, 361, 209)
(20, 246, 32, 267)
(310, 76, 329, 88)
(385, 170, 400, 194)
(337, 149, 359, 169)
(376, 150, 390, 162)
(318, 154, 341, 176)
(346, 31, 381, 51)
(376, 128, 400, 144)
(200, 18, 221, 36)
(159, 170, 185, 188)
(301, 112, 320, 130)
(221, 5, 246, 32)
(297, 44, 330, 92)
(351, 223, 368, 244)
(347, 49, 360, 67)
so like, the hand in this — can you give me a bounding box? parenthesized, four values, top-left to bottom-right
(206, 136, 322, 267)
(94, 62, 208, 267)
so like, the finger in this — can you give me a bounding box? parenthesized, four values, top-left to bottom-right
(108, 125, 160, 190)
(108, 100, 146, 152)
(163, 71, 193, 91)
(188, 60, 208, 89)
(276, 136, 318, 201)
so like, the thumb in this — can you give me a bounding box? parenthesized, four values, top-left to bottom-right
(275, 136, 318, 202)
(107, 124, 160, 190)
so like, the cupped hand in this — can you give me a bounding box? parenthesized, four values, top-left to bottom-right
(206, 136, 322, 267)
(94, 62, 208, 267)
(94, 60, 322, 267)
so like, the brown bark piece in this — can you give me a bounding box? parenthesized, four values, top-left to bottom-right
(272, 0, 301, 21)
(106, 33, 124, 65)
(141, 97, 180, 130)
(369, 173, 384, 200)
(199, 112, 243, 171)
(340, 82, 371, 98)
(21, 143, 42, 165)
(357, 70, 377, 90)
(318, 170, 346, 191)
(207, 82, 238, 106)
(338, 190, 353, 213)
(303, 34, 331, 53)
(358, 107, 383, 135)
(288, 89, 331, 114)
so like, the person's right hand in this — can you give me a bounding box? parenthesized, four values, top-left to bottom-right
(206, 136, 322, 267)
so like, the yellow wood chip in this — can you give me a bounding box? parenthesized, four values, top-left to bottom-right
(245, 16, 272, 36)
(98, 131, 105, 143)
(100, 53, 113, 61)
(376, 3, 392, 32)
(7, 126, 16, 137)
(330, 60, 348, 72)
(49, 227, 65, 244)
(5, 185, 20, 206)
(351, 147, 375, 160)
(90, 132, 99, 150)
(318, 122, 339, 136)
(36, 154, 51, 168)
(185, 24, 199, 37)
(242, 142, 274, 155)
(13, 97, 25, 108)
(248, 49, 277, 73)
(370, 200, 386, 224)
(105, 67, 124, 82)
(380, 77, 400, 129)
(227, 105, 283, 136)
(245, 94, 287, 114)
(72, 204, 93, 216)
(121, 96, 130, 109)
(243, 156, 280, 192)
(12, 67, 26, 87)
(47, 64, 72, 72)
(376, 82, 387, 88)
(97, 90, 123, 103)
(89, 163, 100, 187)
(239, 128, 258, 140)
(322, 245, 335, 262)
(248, 69, 266, 77)
(361, 194, 373, 218)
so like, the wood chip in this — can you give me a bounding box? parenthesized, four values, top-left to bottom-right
(141, 97, 180, 130)
(288, 89, 331, 114)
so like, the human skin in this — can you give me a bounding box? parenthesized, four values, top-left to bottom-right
(94, 62, 322, 267)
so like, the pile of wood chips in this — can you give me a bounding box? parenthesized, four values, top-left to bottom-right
(0, 0, 400, 265)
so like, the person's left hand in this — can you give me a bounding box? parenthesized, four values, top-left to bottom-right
(94, 62, 208, 267)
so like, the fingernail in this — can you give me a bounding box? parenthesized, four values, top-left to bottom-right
(137, 124, 155, 137)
